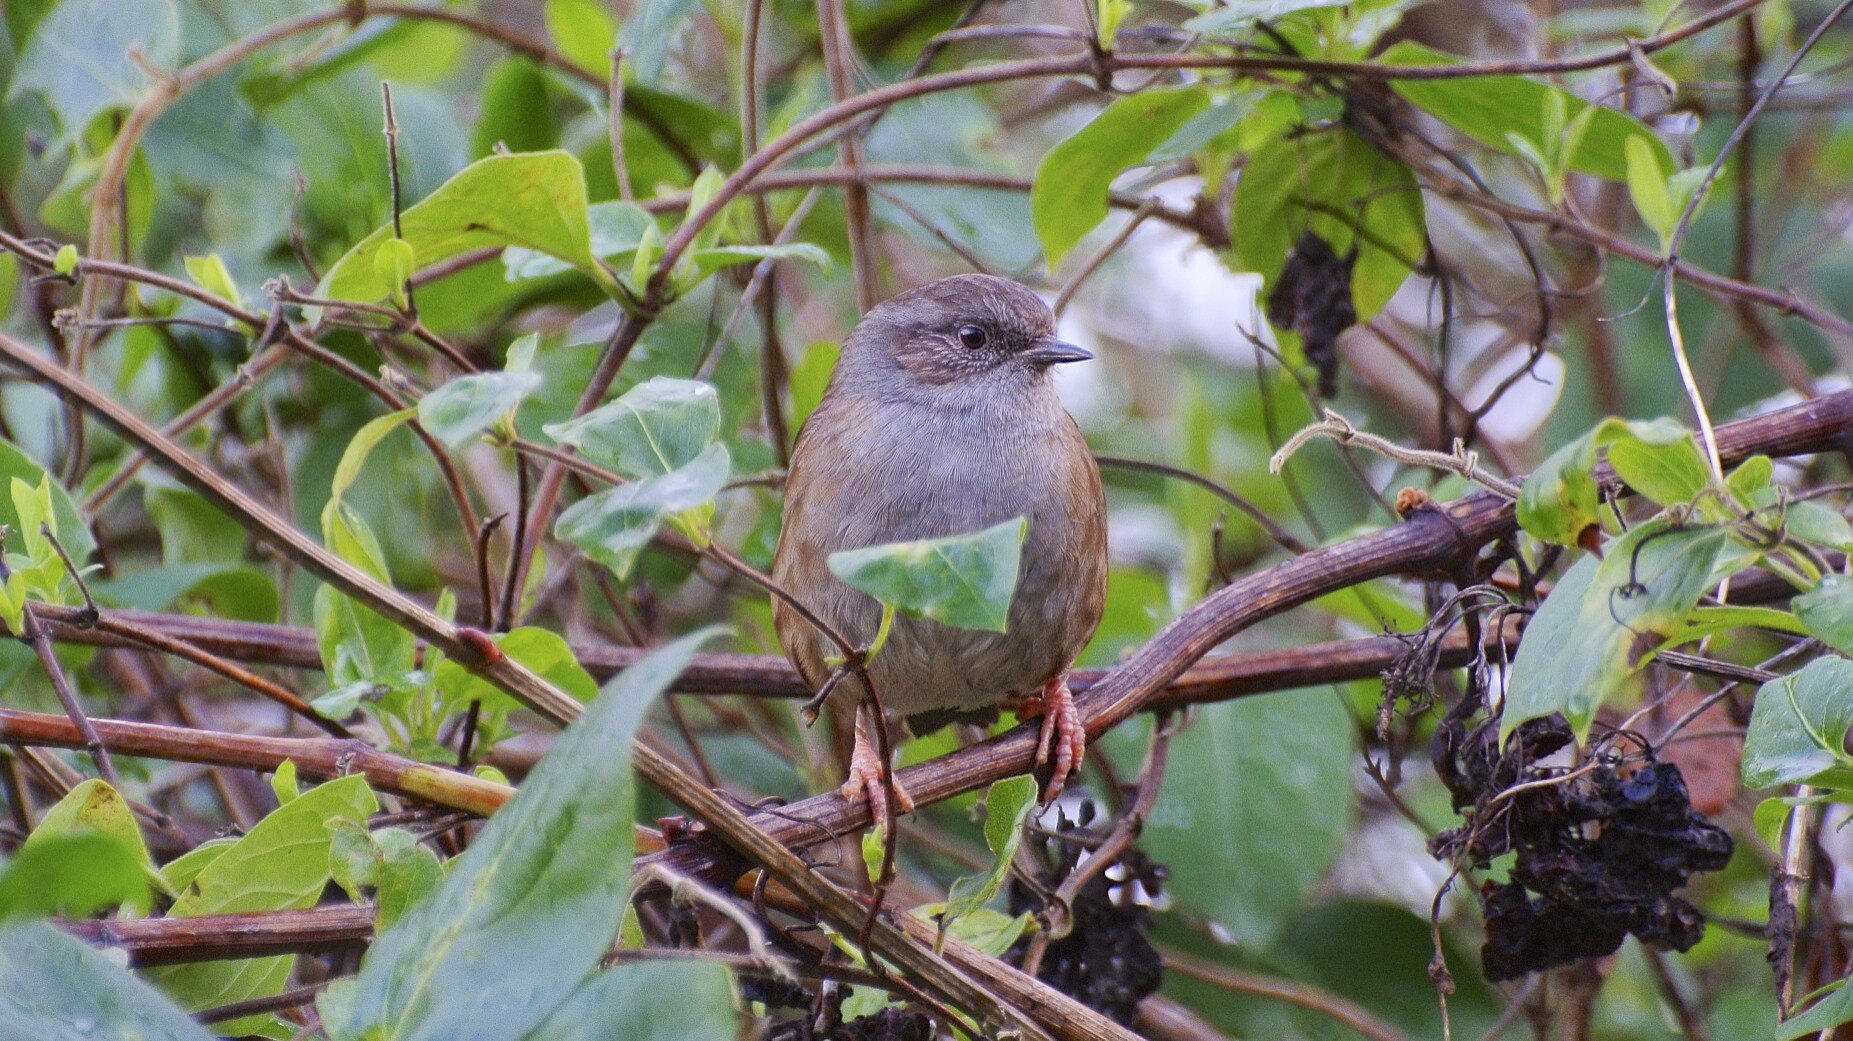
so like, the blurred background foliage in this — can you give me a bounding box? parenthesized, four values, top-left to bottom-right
(0, 0, 1850, 1039)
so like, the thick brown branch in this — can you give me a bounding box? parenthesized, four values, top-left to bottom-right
(639, 389, 1853, 876)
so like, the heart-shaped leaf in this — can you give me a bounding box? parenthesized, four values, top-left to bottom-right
(554, 443, 731, 579)
(544, 376, 721, 478)
(1743, 658, 1853, 790)
(316, 151, 614, 306)
(827, 517, 1027, 633)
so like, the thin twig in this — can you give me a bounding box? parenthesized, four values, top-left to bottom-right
(1269, 410, 1522, 498)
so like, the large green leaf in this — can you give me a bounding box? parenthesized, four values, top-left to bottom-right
(1797, 574, 1853, 657)
(1032, 88, 1209, 268)
(827, 517, 1028, 633)
(1503, 522, 1734, 740)
(0, 833, 148, 924)
(8, 0, 178, 138)
(1379, 41, 1673, 182)
(0, 922, 215, 1041)
(543, 377, 722, 478)
(1232, 125, 1425, 324)
(418, 370, 543, 449)
(316, 151, 613, 306)
(1742, 658, 1853, 791)
(505, 200, 654, 281)
(1142, 690, 1356, 947)
(2, 779, 162, 919)
(318, 630, 720, 1041)
(148, 776, 377, 1035)
(554, 442, 731, 579)
(520, 959, 735, 1041)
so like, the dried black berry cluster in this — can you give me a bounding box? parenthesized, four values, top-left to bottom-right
(1265, 230, 1358, 398)
(1007, 802, 1167, 1025)
(1430, 715, 1734, 981)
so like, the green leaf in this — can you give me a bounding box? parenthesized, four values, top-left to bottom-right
(418, 369, 543, 449)
(94, 562, 280, 623)
(330, 823, 443, 933)
(1797, 574, 1853, 657)
(938, 775, 1038, 942)
(183, 253, 242, 310)
(1624, 134, 1676, 243)
(316, 151, 615, 307)
(1786, 500, 1853, 552)
(504, 200, 654, 281)
(827, 517, 1028, 633)
(1519, 429, 1608, 544)
(149, 776, 376, 1033)
(272, 760, 300, 805)
(0, 833, 149, 923)
(20, 779, 163, 908)
(434, 626, 599, 717)
(1605, 423, 1709, 506)
(1727, 454, 1774, 505)
(0, 438, 92, 564)
(556, 442, 731, 579)
(1182, 0, 1354, 36)
(618, 0, 704, 83)
(544, 0, 616, 78)
(520, 959, 736, 1041)
(1780, 976, 1853, 1040)
(50, 244, 76, 276)
(1504, 522, 1734, 740)
(1143, 690, 1356, 947)
(1518, 417, 1695, 545)
(8, 0, 179, 139)
(0, 922, 216, 1041)
(1743, 658, 1853, 790)
(473, 58, 560, 159)
(375, 237, 417, 310)
(680, 241, 830, 283)
(324, 409, 417, 537)
(930, 906, 1034, 957)
(543, 377, 722, 478)
(1032, 88, 1210, 268)
(788, 340, 839, 430)
(320, 630, 720, 1041)
(1379, 41, 1675, 182)
(1232, 125, 1424, 325)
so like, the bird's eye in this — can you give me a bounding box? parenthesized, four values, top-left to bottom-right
(957, 325, 988, 349)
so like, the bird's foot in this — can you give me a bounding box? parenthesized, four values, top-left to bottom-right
(839, 727, 915, 830)
(1019, 674, 1086, 803)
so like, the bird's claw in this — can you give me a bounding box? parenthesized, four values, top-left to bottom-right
(840, 727, 914, 831)
(1027, 675, 1085, 803)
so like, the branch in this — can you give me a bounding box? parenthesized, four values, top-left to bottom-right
(638, 388, 1853, 877)
(0, 706, 512, 817)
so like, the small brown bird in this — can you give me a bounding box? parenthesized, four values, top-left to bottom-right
(772, 274, 1108, 820)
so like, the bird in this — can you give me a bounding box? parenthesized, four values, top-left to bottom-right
(771, 274, 1108, 823)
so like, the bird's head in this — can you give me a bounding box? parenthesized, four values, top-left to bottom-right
(843, 274, 1092, 392)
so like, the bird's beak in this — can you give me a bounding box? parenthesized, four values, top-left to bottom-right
(1023, 339, 1093, 366)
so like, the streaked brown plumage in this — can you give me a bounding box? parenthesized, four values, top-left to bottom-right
(771, 274, 1108, 819)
